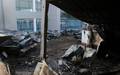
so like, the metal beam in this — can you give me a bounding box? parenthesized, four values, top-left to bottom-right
(40, 0, 49, 60)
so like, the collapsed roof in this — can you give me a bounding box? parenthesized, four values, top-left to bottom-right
(49, 0, 119, 25)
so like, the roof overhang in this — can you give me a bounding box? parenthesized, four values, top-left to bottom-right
(48, 0, 119, 25)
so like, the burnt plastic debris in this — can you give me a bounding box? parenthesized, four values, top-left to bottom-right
(0, 32, 39, 57)
(62, 45, 84, 61)
(58, 44, 120, 75)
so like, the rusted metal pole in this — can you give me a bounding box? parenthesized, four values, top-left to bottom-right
(40, 0, 49, 60)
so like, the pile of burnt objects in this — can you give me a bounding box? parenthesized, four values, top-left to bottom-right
(56, 27, 120, 75)
(57, 44, 120, 75)
(0, 31, 41, 57)
(0, 31, 41, 75)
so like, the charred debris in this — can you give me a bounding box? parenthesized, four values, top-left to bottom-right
(1, 24, 120, 75)
(0, 31, 41, 58)
(54, 25, 120, 75)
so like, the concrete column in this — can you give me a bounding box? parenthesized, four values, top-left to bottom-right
(33, 0, 37, 32)
(33, 18, 37, 32)
(33, 0, 36, 12)
(40, 0, 48, 59)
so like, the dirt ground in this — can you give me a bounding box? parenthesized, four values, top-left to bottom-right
(47, 36, 78, 60)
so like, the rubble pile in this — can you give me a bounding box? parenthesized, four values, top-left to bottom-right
(0, 31, 41, 75)
(0, 30, 120, 75)
(0, 31, 40, 58)
(57, 45, 120, 75)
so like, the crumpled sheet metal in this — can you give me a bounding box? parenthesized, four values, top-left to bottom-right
(62, 45, 81, 58)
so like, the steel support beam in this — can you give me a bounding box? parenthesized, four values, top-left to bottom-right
(40, 0, 49, 60)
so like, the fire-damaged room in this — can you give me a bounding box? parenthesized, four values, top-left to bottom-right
(0, 0, 120, 75)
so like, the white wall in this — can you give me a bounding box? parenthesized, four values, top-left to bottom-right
(16, 11, 41, 19)
(48, 4, 61, 33)
(2, 0, 17, 30)
(0, 0, 4, 30)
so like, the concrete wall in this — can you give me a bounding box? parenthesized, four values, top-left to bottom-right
(0, 0, 4, 30)
(48, 4, 61, 33)
(2, 0, 17, 30)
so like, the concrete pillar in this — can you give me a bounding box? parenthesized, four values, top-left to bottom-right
(33, 0, 37, 32)
(40, 0, 48, 59)
(33, 0, 36, 12)
(33, 18, 37, 32)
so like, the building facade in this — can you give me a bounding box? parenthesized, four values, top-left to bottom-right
(16, 0, 41, 32)
(0, 0, 61, 33)
(60, 11, 84, 32)
(48, 4, 61, 33)
(0, 0, 83, 33)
